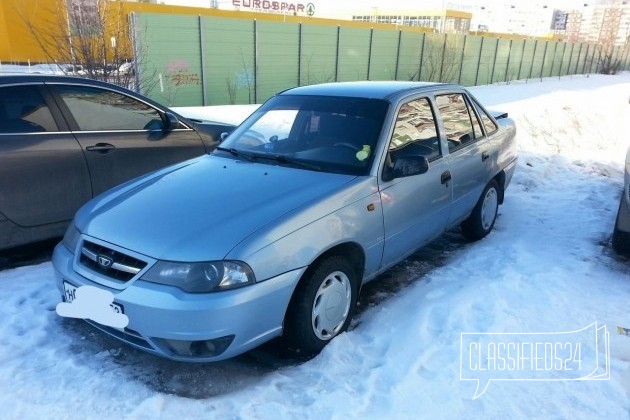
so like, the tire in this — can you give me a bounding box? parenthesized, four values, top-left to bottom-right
(282, 256, 358, 358)
(612, 197, 630, 256)
(461, 180, 500, 241)
(612, 226, 630, 256)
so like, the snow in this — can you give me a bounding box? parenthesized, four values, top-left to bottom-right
(1, 74, 630, 419)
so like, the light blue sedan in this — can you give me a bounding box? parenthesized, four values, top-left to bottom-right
(52, 82, 517, 361)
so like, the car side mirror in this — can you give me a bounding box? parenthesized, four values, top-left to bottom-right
(220, 132, 230, 142)
(383, 155, 429, 181)
(163, 112, 180, 131)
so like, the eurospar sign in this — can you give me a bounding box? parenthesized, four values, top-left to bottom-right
(232, 0, 315, 15)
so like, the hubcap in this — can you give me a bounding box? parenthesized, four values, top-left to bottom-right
(481, 187, 498, 230)
(311, 271, 352, 341)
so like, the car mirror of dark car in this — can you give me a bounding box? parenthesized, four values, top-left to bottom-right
(220, 132, 230, 142)
(383, 155, 429, 181)
(163, 112, 180, 131)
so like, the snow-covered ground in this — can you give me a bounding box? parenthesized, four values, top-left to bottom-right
(1, 74, 629, 419)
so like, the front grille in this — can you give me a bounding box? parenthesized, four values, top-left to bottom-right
(80, 240, 147, 282)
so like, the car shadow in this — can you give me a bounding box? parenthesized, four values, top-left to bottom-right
(0, 237, 60, 271)
(57, 228, 470, 400)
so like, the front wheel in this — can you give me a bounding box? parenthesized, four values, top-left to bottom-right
(282, 256, 358, 358)
(461, 180, 500, 241)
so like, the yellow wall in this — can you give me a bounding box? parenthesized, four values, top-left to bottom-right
(0, 0, 56, 62)
(0, 0, 433, 63)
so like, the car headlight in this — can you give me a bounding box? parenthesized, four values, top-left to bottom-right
(141, 261, 255, 293)
(62, 223, 81, 252)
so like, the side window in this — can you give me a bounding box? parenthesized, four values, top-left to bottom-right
(436, 93, 480, 152)
(54, 85, 164, 131)
(389, 98, 441, 161)
(0, 85, 57, 133)
(473, 99, 498, 135)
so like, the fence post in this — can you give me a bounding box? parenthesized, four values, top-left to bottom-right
(549, 41, 559, 77)
(335, 25, 340, 82)
(588, 45, 597, 73)
(489, 37, 499, 84)
(458, 35, 467, 84)
(199, 15, 207, 106)
(539, 41, 548, 82)
(418, 33, 426, 81)
(580, 44, 589, 74)
(558, 42, 567, 79)
(504, 39, 513, 83)
(253, 19, 258, 104)
(517, 40, 526, 80)
(566, 43, 575, 76)
(526, 40, 538, 82)
(297, 23, 302, 86)
(438, 34, 447, 82)
(130, 12, 141, 94)
(367, 28, 374, 80)
(573, 43, 583, 75)
(474, 36, 484, 86)
(394, 30, 402, 80)
(595, 47, 601, 74)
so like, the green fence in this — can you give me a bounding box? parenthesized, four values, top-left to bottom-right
(132, 13, 630, 107)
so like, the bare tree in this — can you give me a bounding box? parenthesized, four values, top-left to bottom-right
(18, 0, 155, 93)
(597, 44, 625, 75)
(408, 35, 463, 83)
(301, 54, 334, 85)
(226, 76, 238, 104)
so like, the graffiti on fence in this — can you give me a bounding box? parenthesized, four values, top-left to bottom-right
(166, 59, 201, 86)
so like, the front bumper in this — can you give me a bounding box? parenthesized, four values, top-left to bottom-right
(52, 243, 304, 362)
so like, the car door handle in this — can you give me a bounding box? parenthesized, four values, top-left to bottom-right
(482, 151, 490, 162)
(441, 171, 452, 184)
(86, 143, 116, 153)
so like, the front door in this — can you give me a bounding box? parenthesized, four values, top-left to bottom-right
(49, 84, 206, 196)
(379, 96, 453, 268)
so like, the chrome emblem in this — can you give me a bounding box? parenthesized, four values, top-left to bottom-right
(97, 255, 113, 269)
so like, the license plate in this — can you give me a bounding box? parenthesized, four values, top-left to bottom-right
(63, 281, 124, 314)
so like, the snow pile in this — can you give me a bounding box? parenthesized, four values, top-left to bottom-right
(0, 74, 629, 419)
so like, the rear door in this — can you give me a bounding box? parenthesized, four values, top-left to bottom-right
(435, 92, 494, 226)
(0, 83, 91, 227)
(48, 83, 207, 196)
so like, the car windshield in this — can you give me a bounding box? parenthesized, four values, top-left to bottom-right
(216, 95, 389, 176)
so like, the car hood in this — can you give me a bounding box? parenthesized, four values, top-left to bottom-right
(76, 155, 356, 261)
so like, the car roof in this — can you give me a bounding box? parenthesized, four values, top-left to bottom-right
(0, 73, 123, 89)
(280, 81, 460, 100)
(0, 73, 177, 114)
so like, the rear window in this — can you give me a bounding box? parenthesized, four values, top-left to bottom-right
(0, 85, 57, 133)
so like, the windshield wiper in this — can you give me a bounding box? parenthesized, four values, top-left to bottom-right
(216, 147, 320, 171)
(216, 146, 257, 162)
(257, 154, 322, 171)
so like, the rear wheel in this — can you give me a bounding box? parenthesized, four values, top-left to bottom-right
(461, 180, 500, 241)
(612, 197, 630, 256)
(282, 256, 358, 358)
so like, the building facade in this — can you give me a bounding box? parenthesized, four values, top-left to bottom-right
(564, 1, 629, 46)
(352, 9, 472, 34)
